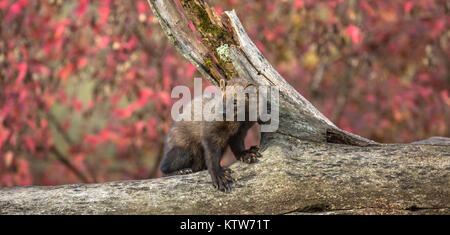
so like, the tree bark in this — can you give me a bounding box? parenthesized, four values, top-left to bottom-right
(1, 133, 449, 215)
(0, 0, 448, 215)
(148, 0, 376, 146)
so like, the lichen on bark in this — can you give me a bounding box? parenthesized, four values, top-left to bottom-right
(179, 0, 238, 80)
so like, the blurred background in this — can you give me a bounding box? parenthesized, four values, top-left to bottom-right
(0, 0, 448, 187)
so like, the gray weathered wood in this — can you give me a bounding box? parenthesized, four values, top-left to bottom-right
(0, 133, 448, 215)
(148, 0, 376, 146)
(223, 10, 376, 146)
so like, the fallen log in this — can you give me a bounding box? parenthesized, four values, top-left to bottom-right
(0, 133, 448, 214)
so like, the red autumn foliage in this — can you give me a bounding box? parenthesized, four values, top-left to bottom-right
(0, 0, 448, 187)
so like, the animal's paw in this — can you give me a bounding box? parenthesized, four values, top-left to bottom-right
(176, 168, 194, 175)
(240, 146, 262, 164)
(211, 168, 235, 192)
(165, 168, 193, 176)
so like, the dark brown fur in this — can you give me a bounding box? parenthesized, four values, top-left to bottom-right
(160, 78, 261, 191)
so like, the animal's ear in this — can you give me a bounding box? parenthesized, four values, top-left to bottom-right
(219, 79, 226, 92)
